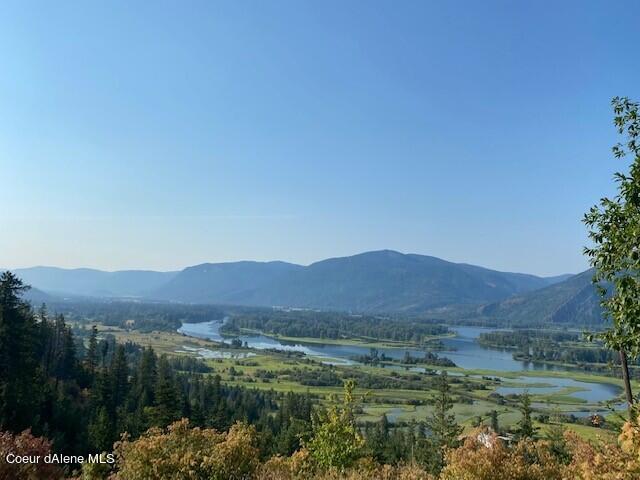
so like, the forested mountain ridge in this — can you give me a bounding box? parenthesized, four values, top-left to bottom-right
(143, 250, 567, 312)
(438, 269, 603, 326)
(219, 250, 557, 312)
(150, 260, 303, 305)
(12, 251, 575, 314)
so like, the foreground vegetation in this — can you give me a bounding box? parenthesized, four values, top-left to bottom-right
(4, 383, 640, 479)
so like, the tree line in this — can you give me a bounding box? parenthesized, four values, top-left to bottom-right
(0, 272, 314, 462)
(221, 310, 450, 344)
(52, 300, 225, 332)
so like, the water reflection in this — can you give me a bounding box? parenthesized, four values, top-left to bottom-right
(177, 320, 621, 405)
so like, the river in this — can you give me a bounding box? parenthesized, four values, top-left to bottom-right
(177, 319, 622, 408)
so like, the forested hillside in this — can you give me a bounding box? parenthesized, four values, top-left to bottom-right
(15, 251, 565, 314)
(473, 269, 602, 325)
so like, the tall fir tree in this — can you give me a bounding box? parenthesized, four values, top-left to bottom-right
(111, 345, 129, 409)
(0, 272, 42, 431)
(515, 392, 536, 440)
(150, 355, 181, 427)
(490, 409, 500, 433)
(86, 325, 99, 374)
(425, 371, 462, 473)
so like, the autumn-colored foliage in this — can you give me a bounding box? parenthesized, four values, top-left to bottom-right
(73, 417, 640, 480)
(0, 429, 64, 480)
(258, 454, 433, 480)
(109, 418, 259, 480)
(567, 426, 640, 480)
(440, 429, 564, 480)
(439, 423, 640, 480)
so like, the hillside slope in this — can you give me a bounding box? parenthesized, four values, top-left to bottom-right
(10, 252, 578, 315)
(150, 250, 555, 312)
(469, 269, 603, 325)
(151, 261, 303, 304)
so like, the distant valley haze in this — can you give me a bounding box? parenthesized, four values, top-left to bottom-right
(8, 249, 599, 325)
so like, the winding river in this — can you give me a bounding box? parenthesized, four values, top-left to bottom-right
(177, 319, 622, 408)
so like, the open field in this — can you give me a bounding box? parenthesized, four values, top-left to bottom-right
(94, 323, 628, 441)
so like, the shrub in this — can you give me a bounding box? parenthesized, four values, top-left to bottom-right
(0, 429, 64, 480)
(111, 419, 259, 480)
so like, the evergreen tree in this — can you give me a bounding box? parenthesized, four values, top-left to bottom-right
(59, 322, 77, 380)
(490, 409, 499, 433)
(427, 372, 461, 449)
(86, 325, 99, 373)
(365, 414, 390, 462)
(546, 423, 570, 464)
(0, 272, 42, 431)
(88, 406, 115, 452)
(111, 345, 129, 409)
(425, 371, 461, 473)
(150, 355, 181, 427)
(515, 392, 536, 440)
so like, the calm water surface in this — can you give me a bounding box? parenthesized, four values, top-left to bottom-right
(177, 320, 621, 405)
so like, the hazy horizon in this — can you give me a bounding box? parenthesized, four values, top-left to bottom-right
(2, 1, 639, 277)
(4, 248, 578, 278)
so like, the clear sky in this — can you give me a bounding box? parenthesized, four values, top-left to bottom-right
(1, 1, 638, 276)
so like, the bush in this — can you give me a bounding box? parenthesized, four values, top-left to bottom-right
(110, 419, 259, 480)
(0, 429, 65, 480)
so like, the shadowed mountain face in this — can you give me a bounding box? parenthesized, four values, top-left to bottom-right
(9, 251, 581, 314)
(148, 250, 559, 312)
(459, 268, 603, 325)
(150, 261, 304, 305)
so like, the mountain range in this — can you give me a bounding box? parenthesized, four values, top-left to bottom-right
(8, 250, 601, 324)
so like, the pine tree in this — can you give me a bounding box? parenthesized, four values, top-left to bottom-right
(366, 414, 390, 462)
(134, 347, 157, 409)
(515, 392, 536, 440)
(60, 322, 77, 380)
(427, 372, 462, 449)
(88, 405, 115, 452)
(0, 272, 42, 431)
(546, 423, 570, 464)
(425, 371, 462, 473)
(86, 325, 99, 373)
(111, 345, 129, 409)
(490, 409, 499, 433)
(150, 355, 181, 427)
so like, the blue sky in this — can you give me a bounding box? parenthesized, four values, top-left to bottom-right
(1, 1, 638, 275)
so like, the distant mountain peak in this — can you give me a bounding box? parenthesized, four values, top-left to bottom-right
(12, 252, 584, 316)
(149, 251, 556, 311)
